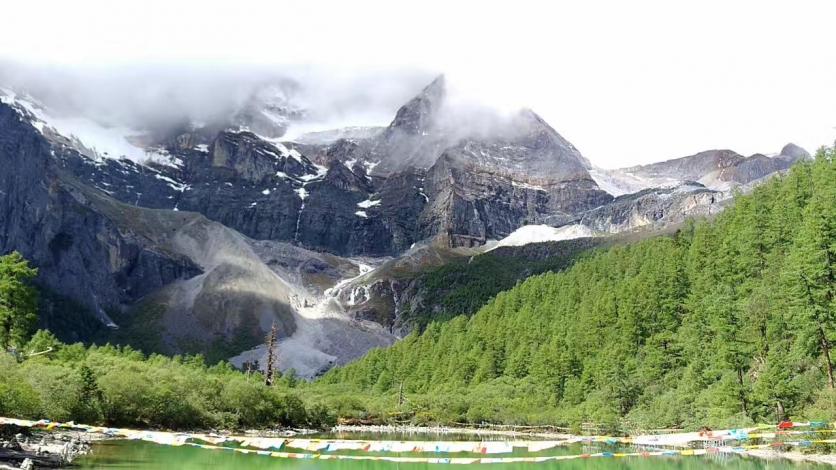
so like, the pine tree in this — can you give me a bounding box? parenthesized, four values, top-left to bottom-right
(0, 252, 38, 351)
(75, 364, 104, 423)
(786, 151, 835, 387)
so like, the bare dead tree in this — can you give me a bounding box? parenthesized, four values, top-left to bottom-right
(265, 323, 278, 387)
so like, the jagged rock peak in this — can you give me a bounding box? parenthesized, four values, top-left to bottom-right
(780, 142, 810, 159)
(387, 74, 446, 134)
(230, 80, 306, 138)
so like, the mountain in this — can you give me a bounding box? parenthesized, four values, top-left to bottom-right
(0, 76, 810, 376)
(292, 75, 612, 249)
(229, 81, 306, 138)
(589, 144, 810, 196)
(1, 75, 615, 256)
(0, 95, 393, 377)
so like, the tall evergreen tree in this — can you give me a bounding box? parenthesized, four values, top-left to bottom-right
(0, 252, 38, 350)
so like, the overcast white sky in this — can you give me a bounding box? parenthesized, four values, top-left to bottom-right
(1, 0, 835, 167)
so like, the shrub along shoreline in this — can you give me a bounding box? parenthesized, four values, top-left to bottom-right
(0, 332, 334, 431)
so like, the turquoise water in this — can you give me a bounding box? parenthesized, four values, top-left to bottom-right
(76, 440, 832, 469)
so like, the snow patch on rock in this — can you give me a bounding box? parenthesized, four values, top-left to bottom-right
(1, 88, 164, 164)
(589, 167, 656, 196)
(511, 180, 546, 191)
(589, 167, 693, 196)
(357, 198, 381, 209)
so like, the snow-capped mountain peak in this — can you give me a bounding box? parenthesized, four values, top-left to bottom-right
(1, 87, 177, 165)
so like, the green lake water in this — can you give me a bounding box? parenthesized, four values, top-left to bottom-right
(76, 440, 832, 469)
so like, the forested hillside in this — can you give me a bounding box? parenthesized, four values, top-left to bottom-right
(402, 237, 605, 331)
(313, 150, 835, 430)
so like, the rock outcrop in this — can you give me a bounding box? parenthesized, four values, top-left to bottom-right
(600, 144, 812, 194)
(579, 183, 723, 234)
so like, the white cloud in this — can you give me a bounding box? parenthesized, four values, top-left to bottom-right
(1, 0, 834, 167)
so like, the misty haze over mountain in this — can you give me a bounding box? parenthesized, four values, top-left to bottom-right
(0, 61, 436, 142)
(5, 1, 835, 168)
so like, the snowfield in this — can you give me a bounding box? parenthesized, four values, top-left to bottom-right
(357, 198, 381, 209)
(1, 88, 171, 164)
(489, 224, 599, 250)
(588, 167, 665, 196)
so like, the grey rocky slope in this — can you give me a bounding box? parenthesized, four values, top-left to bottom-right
(578, 182, 724, 234)
(589, 144, 810, 196)
(621, 144, 809, 188)
(0, 103, 200, 327)
(579, 144, 810, 233)
(0, 98, 393, 377)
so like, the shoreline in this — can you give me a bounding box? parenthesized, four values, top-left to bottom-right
(333, 424, 836, 466)
(3, 418, 835, 467)
(332, 424, 574, 440)
(745, 449, 836, 466)
(0, 429, 93, 469)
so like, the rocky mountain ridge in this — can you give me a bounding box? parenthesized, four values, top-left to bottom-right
(589, 143, 810, 196)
